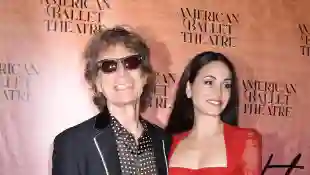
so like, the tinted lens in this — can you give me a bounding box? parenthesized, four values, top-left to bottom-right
(123, 55, 142, 70)
(99, 60, 118, 73)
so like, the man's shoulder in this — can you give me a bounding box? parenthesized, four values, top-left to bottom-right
(54, 116, 97, 144)
(146, 121, 165, 134)
(146, 121, 172, 143)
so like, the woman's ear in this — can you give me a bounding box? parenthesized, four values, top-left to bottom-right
(186, 82, 192, 98)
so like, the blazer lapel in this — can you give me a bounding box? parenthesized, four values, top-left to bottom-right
(93, 108, 122, 175)
(148, 124, 169, 175)
(93, 107, 169, 175)
(93, 128, 122, 175)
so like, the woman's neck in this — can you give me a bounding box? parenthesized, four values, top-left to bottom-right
(190, 113, 223, 140)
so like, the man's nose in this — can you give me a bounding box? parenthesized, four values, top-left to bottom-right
(115, 62, 127, 76)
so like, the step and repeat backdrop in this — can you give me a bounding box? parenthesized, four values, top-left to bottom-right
(0, 0, 310, 175)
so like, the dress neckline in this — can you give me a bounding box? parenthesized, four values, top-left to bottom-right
(169, 123, 234, 170)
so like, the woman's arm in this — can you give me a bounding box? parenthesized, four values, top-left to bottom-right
(242, 129, 262, 175)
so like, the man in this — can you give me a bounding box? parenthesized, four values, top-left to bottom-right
(52, 26, 171, 175)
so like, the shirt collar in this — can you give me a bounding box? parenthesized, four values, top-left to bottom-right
(110, 116, 148, 141)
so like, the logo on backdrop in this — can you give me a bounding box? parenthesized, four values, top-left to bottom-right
(41, 0, 111, 34)
(299, 24, 310, 57)
(180, 7, 239, 48)
(262, 153, 304, 175)
(0, 61, 39, 101)
(242, 80, 297, 117)
(149, 72, 176, 109)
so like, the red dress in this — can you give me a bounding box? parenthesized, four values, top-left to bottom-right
(168, 123, 262, 175)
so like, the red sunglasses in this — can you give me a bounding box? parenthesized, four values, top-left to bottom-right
(97, 54, 143, 73)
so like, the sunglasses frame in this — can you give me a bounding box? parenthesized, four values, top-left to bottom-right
(97, 54, 143, 73)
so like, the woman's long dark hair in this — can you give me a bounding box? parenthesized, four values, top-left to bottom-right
(165, 51, 239, 134)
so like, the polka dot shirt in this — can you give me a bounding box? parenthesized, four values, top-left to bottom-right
(111, 117, 158, 175)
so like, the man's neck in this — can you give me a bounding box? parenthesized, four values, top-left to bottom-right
(107, 102, 143, 139)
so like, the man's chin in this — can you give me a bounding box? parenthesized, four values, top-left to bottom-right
(112, 99, 139, 107)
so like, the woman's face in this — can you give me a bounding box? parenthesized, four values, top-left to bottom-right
(96, 44, 147, 107)
(187, 61, 232, 116)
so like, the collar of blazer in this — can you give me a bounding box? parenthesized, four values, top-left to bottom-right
(93, 105, 149, 131)
(93, 105, 112, 131)
(92, 105, 169, 175)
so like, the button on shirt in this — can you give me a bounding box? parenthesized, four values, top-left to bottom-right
(111, 117, 158, 175)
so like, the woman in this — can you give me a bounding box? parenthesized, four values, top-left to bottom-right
(166, 51, 262, 175)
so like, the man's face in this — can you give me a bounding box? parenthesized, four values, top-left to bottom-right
(95, 44, 147, 107)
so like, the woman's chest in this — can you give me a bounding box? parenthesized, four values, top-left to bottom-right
(170, 138, 229, 169)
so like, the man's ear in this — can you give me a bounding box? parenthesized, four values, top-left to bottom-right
(95, 74, 103, 93)
(186, 82, 192, 98)
(142, 74, 148, 86)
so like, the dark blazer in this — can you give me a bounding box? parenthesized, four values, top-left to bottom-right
(52, 108, 171, 175)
